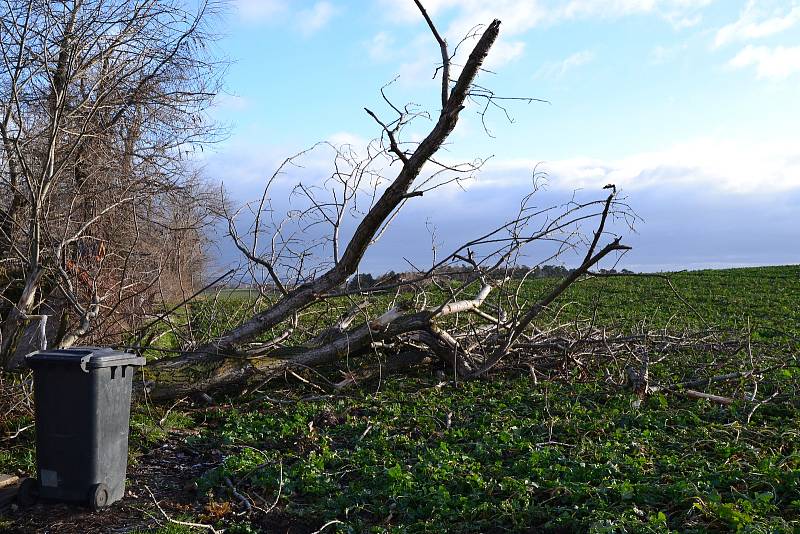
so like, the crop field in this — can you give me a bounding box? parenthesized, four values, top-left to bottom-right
(2, 265, 799, 533)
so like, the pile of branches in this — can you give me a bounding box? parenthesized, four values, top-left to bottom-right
(140, 178, 635, 400)
(483, 316, 797, 414)
(138, 2, 636, 400)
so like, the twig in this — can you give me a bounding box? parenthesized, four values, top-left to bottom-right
(287, 370, 327, 394)
(666, 388, 734, 405)
(132, 269, 234, 347)
(745, 390, 780, 424)
(158, 397, 187, 428)
(145, 485, 220, 533)
(413, 0, 449, 108)
(1, 423, 34, 441)
(265, 461, 284, 514)
(311, 520, 345, 534)
(225, 476, 252, 513)
(535, 440, 575, 448)
(358, 424, 373, 442)
(649, 368, 776, 395)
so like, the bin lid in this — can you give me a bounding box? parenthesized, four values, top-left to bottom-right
(26, 347, 145, 371)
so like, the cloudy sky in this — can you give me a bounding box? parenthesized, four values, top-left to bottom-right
(202, 0, 800, 274)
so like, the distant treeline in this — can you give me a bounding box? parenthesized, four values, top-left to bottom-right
(345, 265, 634, 291)
(210, 265, 636, 294)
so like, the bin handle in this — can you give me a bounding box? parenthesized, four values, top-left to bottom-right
(80, 356, 91, 373)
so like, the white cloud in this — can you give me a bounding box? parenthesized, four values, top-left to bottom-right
(554, 137, 800, 193)
(462, 137, 800, 195)
(233, 0, 336, 34)
(380, 0, 713, 28)
(535, 50, 595, 79)
(377, 0, 548, 45)
(375, 0, 714, 80)
(367, 32, 395, 61)
(485, 39, 526, 69)
(665, 11, 703, 29)
(649, 42, 687, 64)
(234, 0, 287, 22)
(444, 2, 548, 37)
(206, 133, 800, 273)
(397, 56, 435, 86)
(327, 131, 369, 148)
(728, 44, 800, 80)
(715, 0, 800, 48)
(385, 1, 545, 74)
(557, 0, 713, 20)
(546, 0, 714, 29)
(297, 1, 336, 35)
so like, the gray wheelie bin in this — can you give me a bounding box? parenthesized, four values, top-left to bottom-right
(20, 347, 145, 510)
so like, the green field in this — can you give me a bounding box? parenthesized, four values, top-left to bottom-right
(3, 266, 799, 533)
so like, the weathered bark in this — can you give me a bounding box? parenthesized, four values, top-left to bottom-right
(144, 284, 495, 399)
(0, 268, 44, 368)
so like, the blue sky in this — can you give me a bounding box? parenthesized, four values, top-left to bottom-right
(201, 0, 800, 274)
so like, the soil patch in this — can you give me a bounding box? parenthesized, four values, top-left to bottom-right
(1, 431, 221, 534)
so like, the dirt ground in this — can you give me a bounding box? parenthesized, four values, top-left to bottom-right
(1, 431, 223, 534)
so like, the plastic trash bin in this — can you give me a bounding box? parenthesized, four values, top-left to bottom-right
(20, 347, 145, 510)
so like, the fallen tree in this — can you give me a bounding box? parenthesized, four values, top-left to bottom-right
(137, 1, 635, 400)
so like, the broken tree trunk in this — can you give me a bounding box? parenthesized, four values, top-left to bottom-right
(145, 283, 496, 400)
(143, 18, 502, 389)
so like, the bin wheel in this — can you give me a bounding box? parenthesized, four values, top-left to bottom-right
(88, 483, 109, 511)
(17, 478, 39, 508)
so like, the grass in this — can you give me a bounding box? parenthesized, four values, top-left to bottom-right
(189, 265, 799, 533)
(197, 375, 798, 532)
(2, 265, 798, 532)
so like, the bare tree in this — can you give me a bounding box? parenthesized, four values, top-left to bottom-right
(0, 0, 223, 368)
(141, 2, 633, 400)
